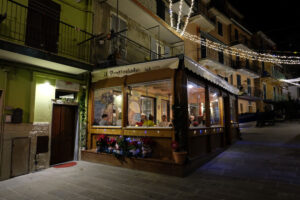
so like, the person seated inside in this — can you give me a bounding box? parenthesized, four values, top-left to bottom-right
(99, 114, 109, 125)
(136, 113, 146, 126)
(189, 115, 199, 127)
(143, 114, 155, 127)
(159, 115, 170, 127)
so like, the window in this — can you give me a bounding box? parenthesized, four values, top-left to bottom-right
(209, 89, 221, 125)
(248, 101, 252, 113)
(234, 29, 238, 40)
(188, 81, 206, 128)
(237, 75, 241, 87)
(93, 87, 123, 126)
(230, 74, 233, 85)
(247, 78, 251, 96)
(245, 59, 249, 69)
(110, 13, 127, 60)
(263, 83, 267, 100)
(218, 22, 223, 36)
(201, 36, 207, 58)
(151, 37, 164, 59)
(127, 80, 172, 127)
(240, 103, 243, 114)
(261, 62, 265, 72)
(218, 51, 224, 64)
(273, 87, 276, 100)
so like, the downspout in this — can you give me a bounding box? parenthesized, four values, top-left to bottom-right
(0, 69, 8, 178)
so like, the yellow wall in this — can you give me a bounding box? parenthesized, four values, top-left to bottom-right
(238, 99, 256, 114)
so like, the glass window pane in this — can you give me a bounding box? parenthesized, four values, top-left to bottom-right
(128, 80, 172, 127)
(209, 89, 221, 126)
(187, 81, 206, 128)
(93, 87, 123, 126)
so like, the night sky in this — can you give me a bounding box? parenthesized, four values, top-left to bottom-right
(228, 0, 300, 77)
(229, 0, 300, 53)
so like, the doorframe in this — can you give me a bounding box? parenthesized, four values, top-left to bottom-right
(49, 103, 79, 166)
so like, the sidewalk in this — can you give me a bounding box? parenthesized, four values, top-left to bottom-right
(1, 121, 300, 200)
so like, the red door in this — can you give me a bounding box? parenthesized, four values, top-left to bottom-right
(50, 105, 76, 165)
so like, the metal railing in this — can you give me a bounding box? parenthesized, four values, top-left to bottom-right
(236, 84, 262, 98)
(0, 0, 93, 63)
(231, 61, 261, 75)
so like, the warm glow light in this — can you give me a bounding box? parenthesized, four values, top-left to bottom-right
(188, 84, 194, 89)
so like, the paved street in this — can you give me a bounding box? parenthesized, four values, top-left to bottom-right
(1, 121, 300, 200)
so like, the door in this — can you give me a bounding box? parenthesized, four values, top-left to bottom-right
(50, 105, 77, 165)
(26, 0, 61, 53)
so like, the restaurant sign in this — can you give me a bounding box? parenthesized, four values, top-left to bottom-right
(92, 58, 179, 82)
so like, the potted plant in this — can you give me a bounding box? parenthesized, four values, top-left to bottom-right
(107, 137, 116, 153)
(128, 140, 140, 157)
(113, 136, 128, 156)
(141, 137, 154, 158)
(96, 134, 108, 153)
(171, 141, 187, 165)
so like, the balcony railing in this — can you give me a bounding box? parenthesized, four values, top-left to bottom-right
(231, 61, 261, 75)
(97, 31, 181, 68)
(0, 0, 93, 63)
(236, 84, 262, 98)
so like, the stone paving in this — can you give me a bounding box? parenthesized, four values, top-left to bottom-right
(1, 121, 300, 200)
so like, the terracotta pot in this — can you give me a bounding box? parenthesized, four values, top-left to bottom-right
(172, 151, 187, 165)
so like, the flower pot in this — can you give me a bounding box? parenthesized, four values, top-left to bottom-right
(172, 151, 187, 165)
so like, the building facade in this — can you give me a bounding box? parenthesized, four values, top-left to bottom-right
(0, 0, 93, 180)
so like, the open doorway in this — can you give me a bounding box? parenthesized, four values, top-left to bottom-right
(50, 104, 77, 165)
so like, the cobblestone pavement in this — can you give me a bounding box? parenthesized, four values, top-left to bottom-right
(1, 121, 300, 200)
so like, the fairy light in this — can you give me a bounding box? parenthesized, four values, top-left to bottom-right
(176, 0, 184, 31)
(168, 2, 300, 65)
(181, 0, 194, 36)
(169, 0, 174, 28)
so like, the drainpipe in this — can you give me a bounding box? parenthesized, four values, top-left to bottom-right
(0, 69, 8, 178)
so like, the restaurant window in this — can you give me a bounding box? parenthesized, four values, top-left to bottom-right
(188, 81, 206, 128)
(209, 89, 221, 126)
(127, 80, 172, 127)
(93, 87, 123, 126)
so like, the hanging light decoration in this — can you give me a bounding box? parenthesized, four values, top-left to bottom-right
(168, 0, 300, 65)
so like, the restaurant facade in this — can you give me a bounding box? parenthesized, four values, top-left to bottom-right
(81, 55, 239, 176)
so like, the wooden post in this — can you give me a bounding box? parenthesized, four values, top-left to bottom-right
(205, 85, 211, 152)
(223, 95, 231, 145)
(122, 77, 128, 129)
(173, 56, 189, 151)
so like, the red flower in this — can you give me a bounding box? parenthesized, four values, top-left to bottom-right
(171, 141, 179, 151)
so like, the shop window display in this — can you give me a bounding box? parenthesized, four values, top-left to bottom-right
(127, 80, 172, 128)
(93, 87, 123, 126)
(187, 81, 206, 128)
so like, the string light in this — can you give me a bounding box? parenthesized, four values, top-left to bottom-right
(176, 0, 184, 31)
(181, 0, 194, 36)
(169, 0, 174, 28)
(168, 1, 300, 65)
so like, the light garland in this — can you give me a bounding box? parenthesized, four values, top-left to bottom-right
(167, 1, 300, 65)
(176, 0, 184, 31)
(181, 0, 194, 36)
(169, 0, 174, 28)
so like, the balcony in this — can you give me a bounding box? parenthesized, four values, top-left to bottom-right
(236, 84, 262, 100)
(198, 49, 236, 74)
(231, 61, 260, 78)
(106, 0, 182, 44)
(190, 1, 215, 32)
(0, 0, 93, 64)
(96, 32, 182, 68)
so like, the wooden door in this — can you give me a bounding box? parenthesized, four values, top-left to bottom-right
(50, 105, 76, 165)
(26, 0, 60, 53)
